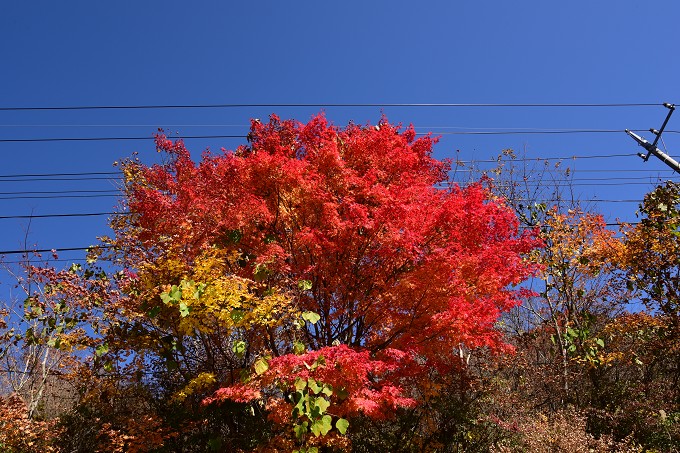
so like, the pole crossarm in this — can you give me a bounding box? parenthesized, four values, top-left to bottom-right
(626, 103, 679, 172)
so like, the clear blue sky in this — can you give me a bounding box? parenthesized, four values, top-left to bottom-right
(0, 1, 678, 281)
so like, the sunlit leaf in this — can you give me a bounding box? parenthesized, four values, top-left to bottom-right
(336, 417, 349, 434)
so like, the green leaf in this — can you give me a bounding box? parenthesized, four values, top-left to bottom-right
(95, 343, 109, 357)
(301, 311, 321, 324)
(179, 301, 191, 317)
(308, 378, 322, 395)
(232, 340, 246, 358)
(321, 385, 333, 397)
(160, 285, 182, 305)
(148, 306, 161, 318)
(230, 309, 245, 323)
(310, 420, 323, 437)
(169, 285, 182, 301)
(336, 417, 349, 435)
(293, 391, 306, 414)
(103, 361, 114, 372)
(311, 414, 333, 437)
(180, 280, 193, 291)
(315, 396, 330, 414)
(293, 421, 308, 440)
(254, 357, 269, 375)
(596, 338, 605, 348)
(294, 377, 307, 392)
(293, 340, 306, 355)
(297, 279, 313, 291)
(25, 327, 35, 345)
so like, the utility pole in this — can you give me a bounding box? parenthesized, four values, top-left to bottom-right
(625, 103, 678, 172)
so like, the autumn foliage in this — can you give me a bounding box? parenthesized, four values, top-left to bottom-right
(99, 114, 536, 449)
(4, 114, 680, 451)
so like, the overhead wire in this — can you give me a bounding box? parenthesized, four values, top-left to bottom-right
(0, 246, 108, 256)
(0, 167, 674, 179)
(0, 171, 120, 178)
(2, 130, 680, 143)
(0, 182, 672, 202)
(0, 102, 669, 112)
(0, 135, 244, 143)
(0, 258, 90, 264)
(0, 212, 119, 220)
(0, 194, 118, 200)
(0, 190, 118, 195)
(454, 153, 637, 163)
(0, 176, 122, 182)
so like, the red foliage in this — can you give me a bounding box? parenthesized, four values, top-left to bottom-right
(122, 114, 539, 420)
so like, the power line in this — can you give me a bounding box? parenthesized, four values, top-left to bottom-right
(455, 153, 637, 163)
(0, 168, 674, 180)
(0, 190, 118, 196)
(0, 177, 670, 198)
(0, 102, 668, 112)
(0, 258, 90, 265)
(0, 124, 251, 127)
(0, 173, 671, 202)
(2, 123, 679, 134)
(0, 246, 108, 256)
(0, 212, 119, 220)
(0, 171, 120, 179)
(436, 129, 680, 136)
(1, 173, 673, 184)
(0, 194, 118, 200)
(0, 135, 244, 143)
(553, 168, 675, 173)
(3, 130, 680, 143)
(0, 176, 122, 183)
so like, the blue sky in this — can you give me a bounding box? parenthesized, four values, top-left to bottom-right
(0, 1, 679, 280)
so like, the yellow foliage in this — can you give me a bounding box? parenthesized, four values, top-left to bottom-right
(540, 209, 623, 277)
(172, 372, 217, 402)
(137, 246, 295, 337)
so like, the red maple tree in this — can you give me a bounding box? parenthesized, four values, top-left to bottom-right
(119, 114, 539, 445)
